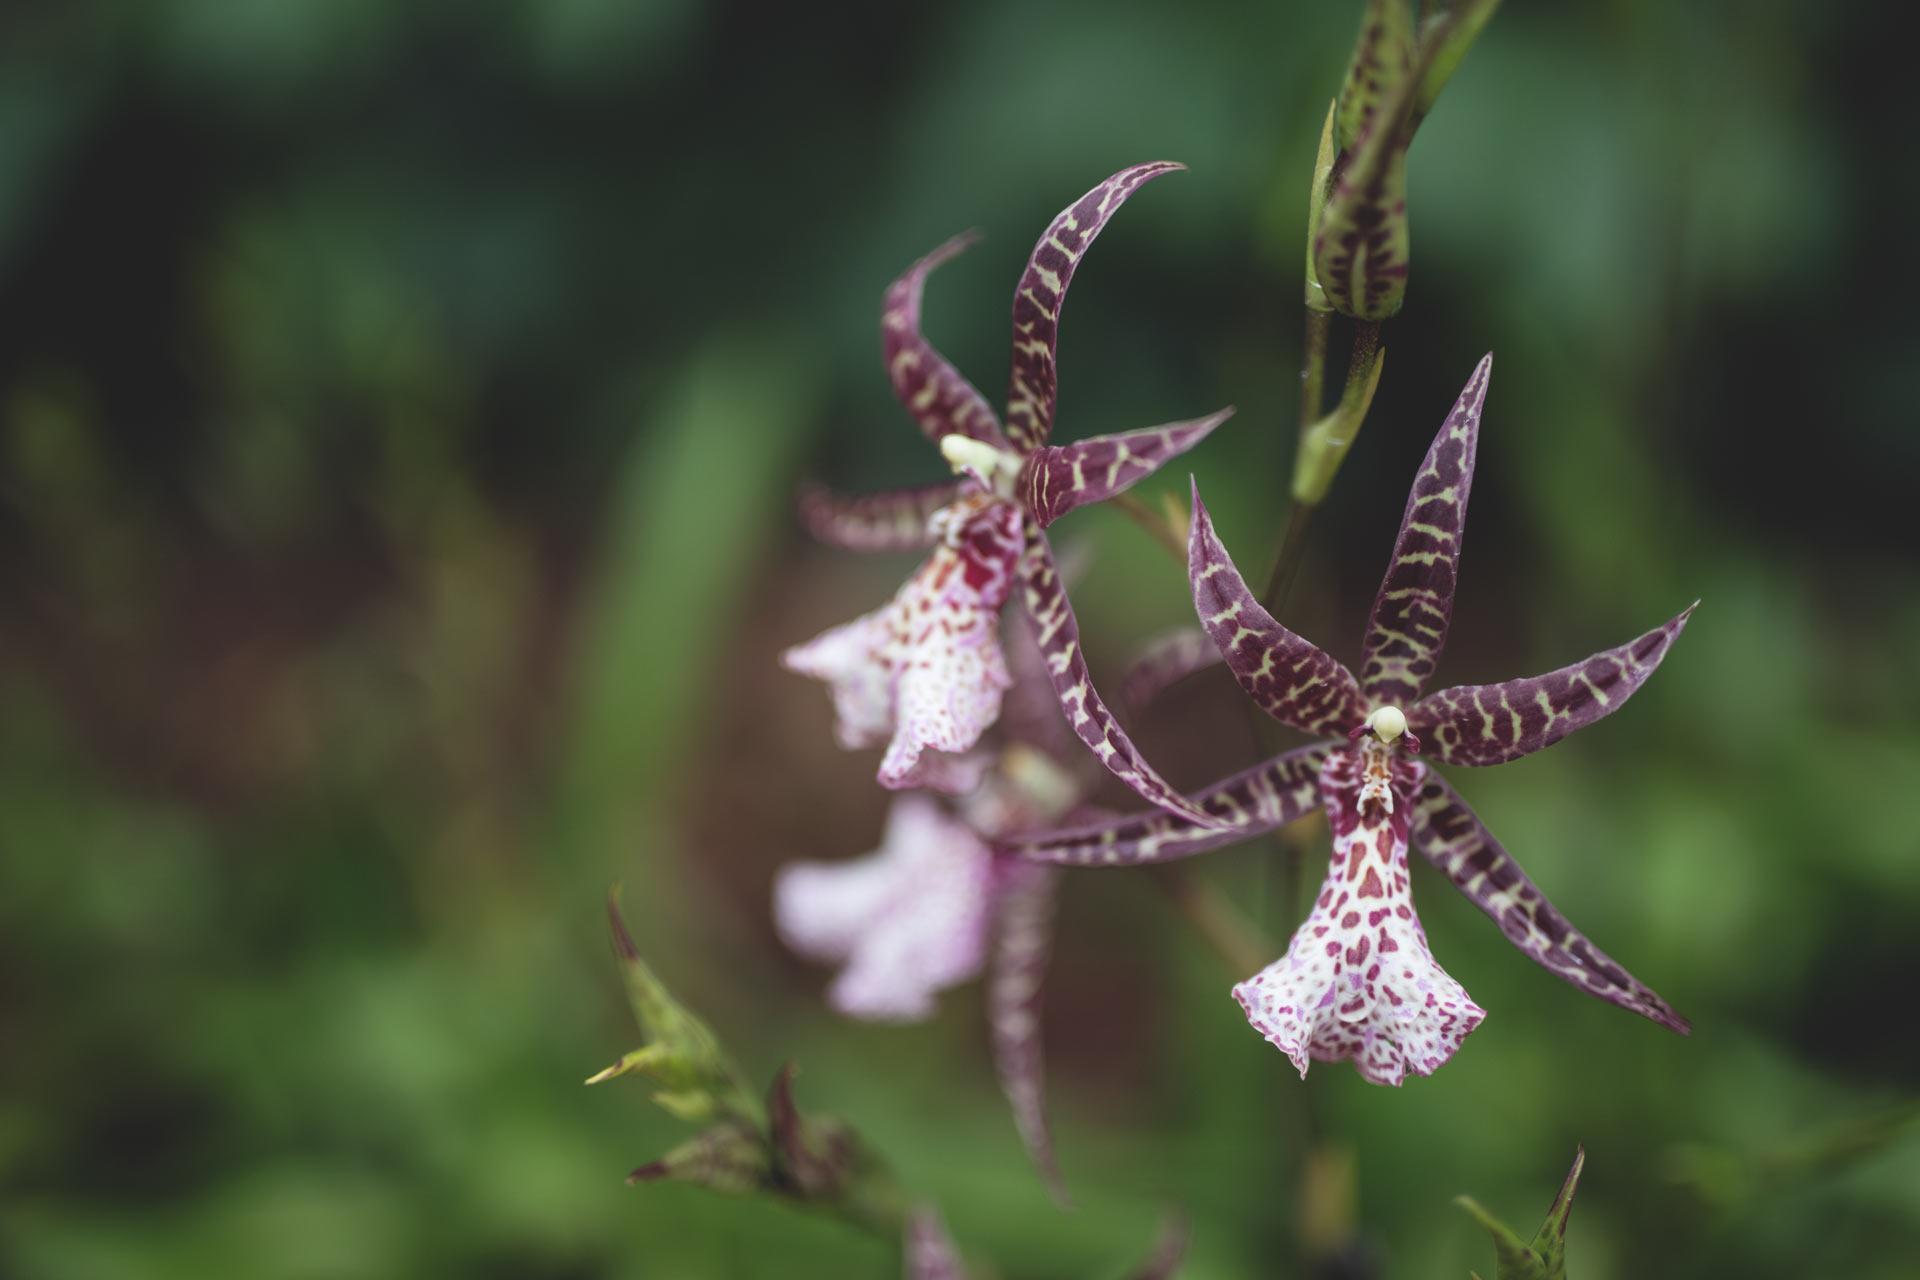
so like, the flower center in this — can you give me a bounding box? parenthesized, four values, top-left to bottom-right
(939, 434, 1022, 499)
(1347, 704, 1422, 755)
(1365, 705, 1407, 742)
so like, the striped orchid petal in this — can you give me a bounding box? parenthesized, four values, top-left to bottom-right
(986, 860, 1067, 1204)
(1189, 483, 1368, 737)
(1003, 162, 1185, 454)
(884, 233, 1006, 448)
(1120, 625, 1224, 723)
(1409, 603, 1696, 768)
(1019, 410, 1234, 529)
(1004, 745, 1329, 867)
(1358, 354, 1491, 705)
(797, 480, 970, 553)
(1409, 771, 1689, 1034)
(1016, 519, 1231, 829)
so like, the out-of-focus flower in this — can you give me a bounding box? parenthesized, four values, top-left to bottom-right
(776, 792, 1001, 1022)
(1007, 356, 1696, 1084)
(780, 609, 1210, 1199)
(785, 162, 1233, 827)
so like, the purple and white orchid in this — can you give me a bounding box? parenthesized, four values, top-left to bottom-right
(784, 162, 1233, 827)
(1005, 355, 1697, 1085)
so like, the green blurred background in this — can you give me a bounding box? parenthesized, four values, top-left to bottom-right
(2, 2, 1915, 1277)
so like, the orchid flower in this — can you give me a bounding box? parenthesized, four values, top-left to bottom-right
(1006, 356, 1697, 1085)
(784, 162, 1234, 827)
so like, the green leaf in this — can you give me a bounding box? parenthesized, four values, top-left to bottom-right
(1456, 1146, 1585, 1280)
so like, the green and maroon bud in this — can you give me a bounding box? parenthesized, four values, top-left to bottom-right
(589, 893, 757, 1124)
(1457, 1146, 1584, 1280)
(627, 1122, 771, 1196)
(766, 1064, 908, 1233)
(1309, 0, 1503, 321)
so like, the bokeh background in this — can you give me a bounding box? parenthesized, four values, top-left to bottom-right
(2, 2, 1916, 1277)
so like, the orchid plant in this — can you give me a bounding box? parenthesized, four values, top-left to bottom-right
(1007, 355, 1695, 1084)
(597, 3, 1696, 1273)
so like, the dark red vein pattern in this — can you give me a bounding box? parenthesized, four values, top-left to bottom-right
(1409, 771, 1689, 1033)
(883, 232, 1006, 448)
(1189, 485, 1368, 737)
(1003, 162, 1184, 454)
(797, 480, 970, 553)
(1358, 353, 1490, 705)
(1018, 411, 1232, 528)
(1016, 517, 1228, 829)
(1005, 745, 1328, 867)
(1410, 604, 1696, 767)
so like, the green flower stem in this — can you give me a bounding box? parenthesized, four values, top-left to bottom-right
(1301, 305, 1332, 428)
(1149, 864, 1275, 979)
(1264, 319, 1384, 615)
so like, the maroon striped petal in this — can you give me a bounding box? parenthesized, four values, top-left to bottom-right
(1409, 771, 1688, 1034)
(987, 860, 1067, 1205)
(1120, 625, 1224, 723)
(1018, 409, 1234, 529)
(1002, 745, 1330, 867)
(1409, 603, 1696, 768)
(1359, 355, 1491, 705)
(1004, 162, 1185, 454)
(1189, 482, 1367, 737)
(905, 1207, 970, 1280)
(797, 480, 971, 553)
(884, 233, 1006, 448)
(1016, 519, 1230, 829)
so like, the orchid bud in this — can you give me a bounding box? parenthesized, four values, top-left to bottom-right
(589, 891, 756, 1125)
(1457, 1147, 1584, 1280)
(767, 1064, 909, 1234)
(627, 1122, 771, 1195)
